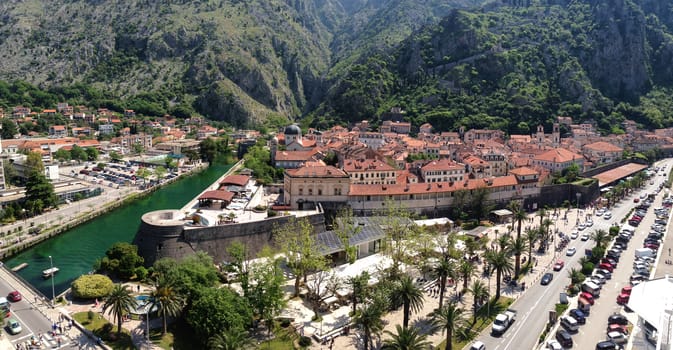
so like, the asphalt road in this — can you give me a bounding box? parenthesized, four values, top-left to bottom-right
(0, 277, 74, 349)
(473, 159, 672, 350)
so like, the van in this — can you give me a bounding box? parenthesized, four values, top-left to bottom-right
(560, 316, 580, 332)
(635, 248, 655, 258)
(582, 281, 601, 297)
(596, 340, 619, 350)
(0, 297, 10, 317)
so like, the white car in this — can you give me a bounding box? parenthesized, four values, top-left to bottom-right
(546, 339, 563, 350)
(603, 213, 612, 219)
(586, 220, 594, 227)
(578, 224, 586, 231)
(566, 247, 577, 256)
(469, 341, 486, 350)
(570, 232, 579, 240)
(581, 234, 590, 241)
(607, 331, 628, 345)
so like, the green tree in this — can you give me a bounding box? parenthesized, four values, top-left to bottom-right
(54, 148, 72, 162)
(99, 242, 144, 279)
(457, 259, 476, 290)
(152, 252, 220, 298)
(524, 227, 538, 264)
(431, 302, 466, 350)
(382, 324, 431, 350)
(274, 217, 328, 297)
(469, 186, 492, 221)
(71, 274, 113, 299)
(244, 252, 286, 332)
(567, 268, 585, 285)
(484, 248, 513, 300)
(433, 258, 454, 310)
(136, 167, 152, 184)
(468, 280, 489, 321)
(334, 207, 361, 263)
(187, 287, 253, 342)
(132, 143, 144, 154)
(208, 328, 253, 350)
(508, 200, 526, 240)
(102, 284, 135, 336)
(354, 302, 384, 350)
(109, 151, 123, 162)
(591, 229, 611, 250)
(390, 275, 424, 329)
(243, 142, 276, 184)
(1, 118, 17, 139)
(347, 271, 370, 316)
(150, 278, 184, 334)
(70, 145, 88, 161)
(154, 166, 167, 181)
(199, 137, 218, 163)
(24, 152, 56, 214)
(510, 236, 528, 277)
(85, 147, 99, 161)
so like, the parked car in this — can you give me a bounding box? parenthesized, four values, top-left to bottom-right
(556, 329, 573, 348)
(469, 341, 486, 350)
(595, 340, 620, 350)
(608, 314, 629, 325)
(591, 274, 606, 285)
(566, 247, 577, 256)
(546, 339, 563, 350)
(570, 231, 579, 239)
(569, 309, 586, 324)
(617, 293, 630, 305)
(581, 234, 590, 241)
(607, 324, 628, 335)
(607, 331, 628, 345)
(580, 292, 595, 305)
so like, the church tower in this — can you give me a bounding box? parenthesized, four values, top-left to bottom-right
(536, 125, 544, 148)
(552, 123, 560, 147)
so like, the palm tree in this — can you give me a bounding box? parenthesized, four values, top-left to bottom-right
(208, 327, 253, 350)
(102, 284, 136, 335)
(467, 280, 489, 321)
(390, 275, 425, 329)
(497, 234, 512, 252)
(354, 303, 384, 350)
(382, 324, 431, 350)
(484, 248, 513, 300)
(567, 268, 585, 285)
(431, 302, 466, 350)
(510, 237, 528, 277)
(537, 208, 547, 226)
(457, 260, 476, 290)
(524, 227, 538, 264)
(591, 229, 611, 249)
(508, 201, 526, 240)
(150, 278, 184, 334)
(433, 258, 454, 310)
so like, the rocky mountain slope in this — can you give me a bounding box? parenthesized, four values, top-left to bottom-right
(0, 0, 484, 126)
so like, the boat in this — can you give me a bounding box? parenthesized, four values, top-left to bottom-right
(42, 267, 59, 278)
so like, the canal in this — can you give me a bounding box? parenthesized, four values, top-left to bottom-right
(4, 162, 232, 297)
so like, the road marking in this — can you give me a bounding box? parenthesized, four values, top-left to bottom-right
(11, 334, 34, 343)
(500, 288, 549, 350)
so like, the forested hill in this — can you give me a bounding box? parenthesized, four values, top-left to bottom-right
(314, 0, 673, 134)
(2, 0, 673, 133)
(0, 0, 484, 126)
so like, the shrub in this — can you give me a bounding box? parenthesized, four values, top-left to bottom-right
(581, 262, 594, 275)
(88, 310, 95, 320)
(71, 274, 114, 299)
(133, 266, 148, 281)
(298, 336, 312, 347)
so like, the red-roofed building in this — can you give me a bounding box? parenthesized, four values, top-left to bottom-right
(342, 158, 398, 185)
(420, 159, 465, 183)
(582, 141, 623, 165)
(219, 175, 250, 188)
(274, 149, 321, 169)
(532, 148, 584, 172)
(284, 164, 349, 209)
(49, 125, 67, 138)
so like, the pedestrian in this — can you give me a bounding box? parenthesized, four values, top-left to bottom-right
(59, 325, 63, 334)
(669, 247, 671, 256)
(137, 285, 141, 293)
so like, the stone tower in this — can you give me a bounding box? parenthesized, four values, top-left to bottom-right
(536, 125, 545, 147)
(552, 123, 560, 147)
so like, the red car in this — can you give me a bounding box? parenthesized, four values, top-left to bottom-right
(634, 198, 640, 203)
(621, 286, 633, 295)
(617, 293, 630, 305)
(553, 260, 565, 271)
(644, 243, 660, 250)
(598, 263, 614, 273)
(580, 292, 595, 305)
(7, 291, 21, 302)
(601, 258, 617, 268)
(607, 324, 628, 335)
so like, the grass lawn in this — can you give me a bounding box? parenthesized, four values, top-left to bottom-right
(437, 296, 514, 350)
(73, 312, 134, 350)
(149, 327, 174, 349)
(259, 325, 309, 350)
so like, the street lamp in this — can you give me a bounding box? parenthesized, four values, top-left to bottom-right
(48, 255, 55, 307)
(575, 193, 581, 225)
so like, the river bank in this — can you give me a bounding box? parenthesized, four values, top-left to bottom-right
(0, 162, 211, 261)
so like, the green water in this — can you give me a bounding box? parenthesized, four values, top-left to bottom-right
(5, 163, 232, 297)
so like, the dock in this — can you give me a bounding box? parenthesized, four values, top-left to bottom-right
(11, 263, 28, 272)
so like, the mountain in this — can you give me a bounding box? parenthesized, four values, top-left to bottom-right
(0, 0, 485, 127)
(316, 0, 673, 133)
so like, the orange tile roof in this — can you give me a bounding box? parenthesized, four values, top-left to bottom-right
(275, 149, 319, 161)
(286, 165, 348, 178)
(509, 167, 538, 176)
(349, 175, 518, 196)
(342, 159, 395, 172)
(219, 175, 250, 187)
(421, 159, 464, 171)
(592, 163, 648, 187)
(583, 141, 622, 152)
(534, 148, 583, 163)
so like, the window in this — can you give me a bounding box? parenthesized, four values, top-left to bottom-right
(318, 189, 322, 195)
(298, 188, 303, 195)
(308, 188, 313, 195)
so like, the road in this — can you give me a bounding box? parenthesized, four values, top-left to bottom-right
(473, 159, 672, 350)
(0, 275, 75, 349)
